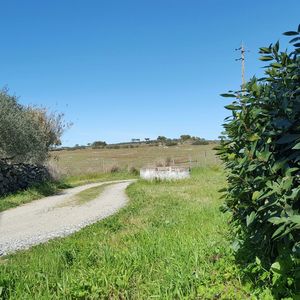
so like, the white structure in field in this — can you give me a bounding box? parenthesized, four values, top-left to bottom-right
(140, 167, 190, 181)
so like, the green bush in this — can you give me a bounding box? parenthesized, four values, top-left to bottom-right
(91, 141, 107, 148)
(0, 89, 66, 164)
(165, 139, 177, 146)
(192, 139, 209, 145)
(217, 25, 300, 298)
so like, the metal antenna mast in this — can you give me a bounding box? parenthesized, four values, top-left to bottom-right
(235, 42, 248, 93)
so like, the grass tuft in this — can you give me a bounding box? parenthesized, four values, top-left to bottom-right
(59, 183, 112, 207)
(0, 181, 69, 212)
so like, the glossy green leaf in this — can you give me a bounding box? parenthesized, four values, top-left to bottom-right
(271, 261, 282, 274)
(283, 31, 299, 36)
(276, 134, 300, 144)
(224, 104, 242, 110)
(246, 211, 256, 226)
(290, 215, 300, 225)
(259, 47, 271, 53)
(252, 191, 261, 201)
(248, 134, 260, 142)
(292, 142, 300, 150)
(259, 55, 273, 61)
(220, 93, 236, 98)
(289, 36, 300, 43)
(268, 217, 287, 225)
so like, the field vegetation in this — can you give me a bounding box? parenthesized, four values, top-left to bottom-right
(52, 143, 218, 176)
(0, 142, 216, 212)
(0, 166, 264, 299)
(2, 23, 298, 300)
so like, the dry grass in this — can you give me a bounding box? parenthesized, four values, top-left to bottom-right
(52, 143, 219, 176)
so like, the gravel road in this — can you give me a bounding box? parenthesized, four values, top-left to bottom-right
(0, 179, 135, 256)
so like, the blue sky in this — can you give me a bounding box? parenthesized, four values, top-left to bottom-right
(0, 1, 299, 146)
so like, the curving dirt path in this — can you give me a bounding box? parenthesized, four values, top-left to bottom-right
(0, 179, 135, 256)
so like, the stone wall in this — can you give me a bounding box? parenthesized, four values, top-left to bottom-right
(0, 161, 50, 196)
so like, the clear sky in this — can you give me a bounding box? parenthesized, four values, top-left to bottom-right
(0, 1, 299, 146)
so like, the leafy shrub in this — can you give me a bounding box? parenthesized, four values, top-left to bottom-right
(106, 145, 121, 149)
(217, 25, 300, 298)
(180, 134, 191, 142)
(165, 157, 172, 166)
(109, 165, 120, 173)
(0, 89, 66, 164)
(165, 140, 177, 146)
(91, 141, 107, 148)
(128, 166, 139, 175)
(192, 139, 209, 145)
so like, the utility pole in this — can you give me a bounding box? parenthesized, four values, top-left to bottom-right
(235, 42, 248, 94)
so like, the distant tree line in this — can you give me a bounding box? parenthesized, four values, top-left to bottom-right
(54, 134, 211, 151)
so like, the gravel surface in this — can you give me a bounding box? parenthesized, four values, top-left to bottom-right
(0, 180, 135, 256)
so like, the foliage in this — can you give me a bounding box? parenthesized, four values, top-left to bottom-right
(0, 167, 254, 299)
(0, 89, 66, 164)
(165, 139, 178, 146)
(180, 134, 191, 141)
(128, 166, 139, 175)
(109, 165, 120, 173)
(157, 135, 167, 143)
(192, 139, 209, 145)
(0, 181, 68, 212)
(53, 143, 217, 176)
(217, 25, 300, 298)
(91, 141, 107, 148)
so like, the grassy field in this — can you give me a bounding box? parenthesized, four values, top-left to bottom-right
(53, 144, 219, 176)
(0, 167, 261, 299)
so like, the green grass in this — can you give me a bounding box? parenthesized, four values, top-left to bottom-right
(53, 143, 219, 176)
(0, 167, 256, 299)
(59, 183, 113, 207)
(64, 171, 137, 186)
(0, 171, 137, 212)
(0, 181, 69, 213)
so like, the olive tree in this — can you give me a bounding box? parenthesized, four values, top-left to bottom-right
(0, 89, 66, 164)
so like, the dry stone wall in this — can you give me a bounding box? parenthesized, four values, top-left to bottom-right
(0, 161, 50, 196)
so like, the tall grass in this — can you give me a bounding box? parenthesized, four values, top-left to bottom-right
(0, 167, 257, 299)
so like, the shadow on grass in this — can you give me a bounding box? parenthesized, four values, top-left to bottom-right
(0, 180, 72, 212)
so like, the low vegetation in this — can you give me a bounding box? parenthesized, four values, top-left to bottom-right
(0, 167, 262, 299)
(0, 181, 68, 212)
(218, 25, 300, 298)
(53, 143, 218, 176)
(65, 183, 113, 206)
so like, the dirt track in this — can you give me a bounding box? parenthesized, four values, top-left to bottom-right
(0, 180, 135, 255)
